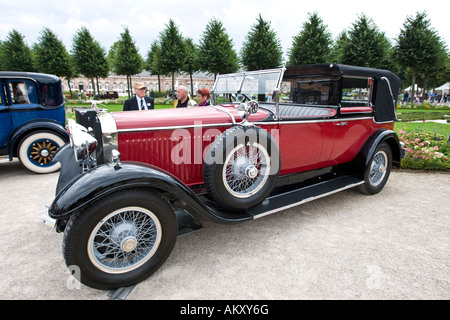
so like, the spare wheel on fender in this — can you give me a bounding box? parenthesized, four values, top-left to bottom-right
(203, 125, 280, 211)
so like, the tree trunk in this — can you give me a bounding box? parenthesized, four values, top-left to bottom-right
(190, 73, 194, 97)
(91, 77, 96, 97)
(67, 79, 72, 97)
(157, 74, 161, 97)
(127, 75, 132, 98)
(411, 72, 416, 105)
(96, 76, 100, 99)
(171, 72, 175, 100)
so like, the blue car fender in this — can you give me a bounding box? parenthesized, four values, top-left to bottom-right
(8, 119, 69, 157)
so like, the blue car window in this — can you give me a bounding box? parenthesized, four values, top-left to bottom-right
(8, 80, 38, 105)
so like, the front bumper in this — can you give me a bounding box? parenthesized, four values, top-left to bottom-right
(41, 205, 56, 229)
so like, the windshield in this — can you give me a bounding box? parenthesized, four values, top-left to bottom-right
(212, 68, 285, 104)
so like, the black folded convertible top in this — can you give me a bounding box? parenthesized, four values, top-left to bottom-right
(284, 64, 401, 122)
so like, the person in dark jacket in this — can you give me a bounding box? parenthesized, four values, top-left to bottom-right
(123, 82, 154, 111)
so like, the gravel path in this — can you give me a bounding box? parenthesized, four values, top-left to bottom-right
(0, 159, 448, 300)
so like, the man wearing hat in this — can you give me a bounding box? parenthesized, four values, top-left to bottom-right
(123, 82, 155, 111)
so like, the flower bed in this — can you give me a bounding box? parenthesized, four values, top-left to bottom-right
(396, 124, 450, 171)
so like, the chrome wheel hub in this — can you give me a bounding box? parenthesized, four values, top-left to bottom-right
(121, 237, 138, 252)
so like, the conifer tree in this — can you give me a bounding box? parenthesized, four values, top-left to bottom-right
(0, 29, 34, 71)
(341, 14, 391, 69)
(145, 40, 164, 97)
(288, 13, 332, 66)
(110, 27, 143, 98)
(241, 14, 283, 70)
(159, 19, 185, 99)
(198, 18, 239, 79)
(33, 27, 77, 95)
(395, 11, 447, 103)
(72, 26, 109, 97)
(182, 37, 200, 96)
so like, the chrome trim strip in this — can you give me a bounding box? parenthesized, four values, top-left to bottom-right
(253, 181, 365, 219)
(254, 117, 374, 126)
(116, 116, 380, 133)
(117, 122, 234, 133)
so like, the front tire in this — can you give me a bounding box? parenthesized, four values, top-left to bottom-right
(359, 142, 392, 195)
(18, 131, 65, 173)
(62, 189, 177, 290)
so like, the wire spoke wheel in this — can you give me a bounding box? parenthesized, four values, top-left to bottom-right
(88, 207, 162, 274)
(359, 142, 392, 195)
(368, 150, 388, 186)
(62, 189, 178, 289)
(223, 142, 270, 198)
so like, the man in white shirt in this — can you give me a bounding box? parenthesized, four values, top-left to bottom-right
(123, 82, 155, 111)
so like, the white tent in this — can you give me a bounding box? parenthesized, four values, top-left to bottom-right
(434, 82, 450, 94)
(404, 84, 422, 92)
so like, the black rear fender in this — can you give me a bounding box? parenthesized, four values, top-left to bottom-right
(337, 129, 402, 177)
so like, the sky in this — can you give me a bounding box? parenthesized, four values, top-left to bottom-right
(1, 0, 449, 61)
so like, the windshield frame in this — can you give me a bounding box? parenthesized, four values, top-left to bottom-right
(211, 68, 286, 106)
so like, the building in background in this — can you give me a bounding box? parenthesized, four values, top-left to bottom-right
(62, 71, 215, 97)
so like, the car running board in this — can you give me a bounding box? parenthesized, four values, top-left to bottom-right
(247, 175, 364, 219)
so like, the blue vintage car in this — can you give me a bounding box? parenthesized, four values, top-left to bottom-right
(0, 72, 69, 173)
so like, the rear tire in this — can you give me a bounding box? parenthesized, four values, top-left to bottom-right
(359, 142, 392, 195)
(62, 189, 177, 290)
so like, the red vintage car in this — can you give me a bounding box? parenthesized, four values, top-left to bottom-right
(44, 64, 404, 289)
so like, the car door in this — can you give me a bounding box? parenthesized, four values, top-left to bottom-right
(278, 121, 332, 174)
(329, 76, 375, 164)
(6, 79, 40, 132)
(0, 81, 11, 149)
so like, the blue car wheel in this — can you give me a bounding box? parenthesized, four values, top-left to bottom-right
(18, 132, 65, 173)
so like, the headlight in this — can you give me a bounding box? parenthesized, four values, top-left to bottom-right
(68, 119, 98, 162)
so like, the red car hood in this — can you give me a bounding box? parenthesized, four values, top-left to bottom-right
(112, 105, 270, 131)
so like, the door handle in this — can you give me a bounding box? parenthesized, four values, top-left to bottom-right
(335, 122, 348, 126)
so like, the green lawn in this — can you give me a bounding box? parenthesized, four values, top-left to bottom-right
(65, 103, 171, 120)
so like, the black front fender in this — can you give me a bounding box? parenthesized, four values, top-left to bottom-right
(49, 161, 254, 226)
